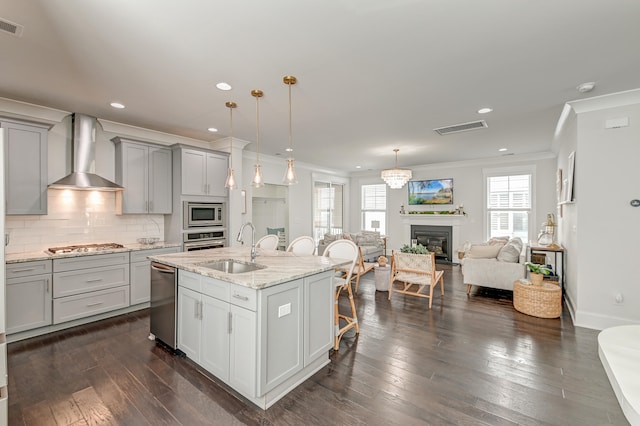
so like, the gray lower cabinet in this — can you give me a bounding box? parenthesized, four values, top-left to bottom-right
(52, 252, 130, 324)
(6, 260, 53, 334)
(176, 269, 333, 408)
(130, 247, 180, 305)
(1, 119, 48, 215)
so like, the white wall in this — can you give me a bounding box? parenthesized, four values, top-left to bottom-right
(350, 155, 558, 254)
(557, 90, 640, 329)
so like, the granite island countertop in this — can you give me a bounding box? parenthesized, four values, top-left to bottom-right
(148, 246, 349, 290)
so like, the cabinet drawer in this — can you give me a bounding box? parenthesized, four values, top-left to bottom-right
(201, 276, 229, 302)
(6, 260, 52, 278)
(53, 252, 130, 273)
(179, 270, 202, 293)
(53, 286, 130, 324)
(131, 247, 180, 263)
(54, 264, 130, 298)
(229, 284, 257, 311)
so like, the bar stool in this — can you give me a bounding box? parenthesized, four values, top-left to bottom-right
(324, 239, 359, 350)
(286, 236, 316, 255)
(255, 234, 279, 250)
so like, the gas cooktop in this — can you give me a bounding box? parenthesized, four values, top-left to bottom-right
(47, 243, 125, 254)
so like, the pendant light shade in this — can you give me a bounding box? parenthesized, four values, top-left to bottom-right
(282, 75, 298, 185)
(251, 89, 264, 188)
(225, 101, 238, 190)
(381, 149, 412, 189)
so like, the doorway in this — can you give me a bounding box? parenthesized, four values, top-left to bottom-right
(252, 184, 289, 249)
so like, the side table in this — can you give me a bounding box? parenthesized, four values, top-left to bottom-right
(529, 245, 565, 290)
(374, 265, 390, 292)
(513, 280, 562, 318)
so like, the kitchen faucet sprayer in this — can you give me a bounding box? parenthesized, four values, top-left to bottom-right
(237, 222, 257, 261)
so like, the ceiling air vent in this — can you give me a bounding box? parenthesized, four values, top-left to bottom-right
(0, 18, 24, 37)
(434, 120, 488, 135)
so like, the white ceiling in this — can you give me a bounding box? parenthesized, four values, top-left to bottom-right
(1, 1, 639, 172)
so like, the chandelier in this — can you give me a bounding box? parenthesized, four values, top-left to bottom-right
(381, 149, 412, 189)
(282, 75, 298, 185)
(224, 101, 237, 190)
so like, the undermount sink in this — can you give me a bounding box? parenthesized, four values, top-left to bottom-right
(199, 259, 266, 274)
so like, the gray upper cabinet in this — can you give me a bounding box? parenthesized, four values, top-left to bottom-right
(113, 137, 172, 214)
(179, 147, 228, 197)
(2, 119, 48, 215)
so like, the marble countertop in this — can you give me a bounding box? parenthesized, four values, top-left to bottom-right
(148, 247, 350, 290)
(5, 242, 182, 264)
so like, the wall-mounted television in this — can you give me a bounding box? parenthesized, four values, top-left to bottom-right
(408, 179, 453, 205)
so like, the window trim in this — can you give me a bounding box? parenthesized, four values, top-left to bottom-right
(482, 165, 536, 242)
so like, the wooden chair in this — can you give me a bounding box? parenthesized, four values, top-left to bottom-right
(388, 250, 444, 309)
(339, 246, 375, 292)
(324, 239, 359, 350)
(286, 236, 316, 255)
(256, 234, 279, 250)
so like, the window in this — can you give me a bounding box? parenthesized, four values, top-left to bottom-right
(313, 181, 343, 242)
(361, 184, 386, 235)
(486, 172, 532, 241)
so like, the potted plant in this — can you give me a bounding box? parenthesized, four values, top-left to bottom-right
(525, 262, 551, 285)
(400, 243, 430, 254)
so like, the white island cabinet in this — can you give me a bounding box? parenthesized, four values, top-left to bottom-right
(150, 247, 342, 410)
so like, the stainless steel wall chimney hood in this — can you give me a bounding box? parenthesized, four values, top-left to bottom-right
(49, 113, 123, 191)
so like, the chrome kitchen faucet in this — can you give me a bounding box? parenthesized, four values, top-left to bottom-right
(237, 222, 257, 262)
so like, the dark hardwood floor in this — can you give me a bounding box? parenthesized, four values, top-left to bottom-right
(7, 265, 628, 425)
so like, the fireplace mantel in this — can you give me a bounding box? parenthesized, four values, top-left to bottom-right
(401, 214, 467, 262)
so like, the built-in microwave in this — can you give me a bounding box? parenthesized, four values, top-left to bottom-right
(184, 202, 224, 228)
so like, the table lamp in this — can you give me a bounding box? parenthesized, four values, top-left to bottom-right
(371, 220, 380, 233)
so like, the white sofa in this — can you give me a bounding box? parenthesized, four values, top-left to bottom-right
(461, 237, 527, 293)
(317, 231, 384, 261)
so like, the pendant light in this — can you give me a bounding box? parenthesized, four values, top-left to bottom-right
(282, 75, 298, 185)
(381, 148, 412, 189)
(251, 89, 264, 188)
(224, 101, 238, 190)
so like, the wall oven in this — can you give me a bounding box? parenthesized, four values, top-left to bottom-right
(184, 202, 224, 228)
(183, 229, 226, 251)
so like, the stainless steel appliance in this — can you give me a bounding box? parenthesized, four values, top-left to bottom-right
(47, 242, 124, 254)
(183, 229, 226, 251)
(150, 262, 178, 350)
(184, 202, 223, 228)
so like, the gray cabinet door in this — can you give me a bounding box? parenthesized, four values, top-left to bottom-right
(6, 274, 52, 334)
(2, 120, 48, 215)
(229, 304, 257, 398)
(205, 153, 228, 197)
(177, 286, 201, 361)
(181, 149, 207, 196)
(304, 272, 333, 366)
(148, 146, 172, 213)
(130, 261, 151, 305)
(115, 139, 172, 214)
(200, 294, 230, 382)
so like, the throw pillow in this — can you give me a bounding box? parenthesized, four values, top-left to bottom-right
(342, 233, 353, 241)
(497, 237, 523, 263)
(488, 236, 509, 245)
(467, 244, 503, 259)
(323, 233, 338, 244)
(267, 227, 285, 235)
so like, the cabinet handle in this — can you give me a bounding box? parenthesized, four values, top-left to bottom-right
(194, 300, 199, 319)
(86, 302, 104, 307)
(146, 200, 149, 212)
(232, 293, 249, 301)
(149, 200, 153, 212)
(228, 311, 232, 334)
(199, 301, 203, 320)
(46, 278, 50, 293)
(12, 268, 35, 273)
(86, 278, 103, 283)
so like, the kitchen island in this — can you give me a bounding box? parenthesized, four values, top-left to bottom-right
(148, 247, 349, 410)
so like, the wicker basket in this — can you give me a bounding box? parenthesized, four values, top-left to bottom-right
(513, 280, 562, 318)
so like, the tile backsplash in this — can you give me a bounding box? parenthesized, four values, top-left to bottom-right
(5, 190, 165, 254)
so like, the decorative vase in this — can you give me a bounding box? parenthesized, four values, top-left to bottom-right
(530, 272, 544, 286)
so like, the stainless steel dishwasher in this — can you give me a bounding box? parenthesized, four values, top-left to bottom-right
(150, 262, 178, 351)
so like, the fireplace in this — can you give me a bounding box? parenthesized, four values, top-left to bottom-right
(411, 225, 453, 263)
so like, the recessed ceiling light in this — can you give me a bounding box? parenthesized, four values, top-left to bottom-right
(355, 165, 361, 169)
(498, 148, 507, 152)
(207, 127, 218, 133)
(576, 82, 595, 93)
(216, 82, 232, 91)
(285, 148, 293, 152)
(110, 102, 125, 109)
(478, 107, 493, 114)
